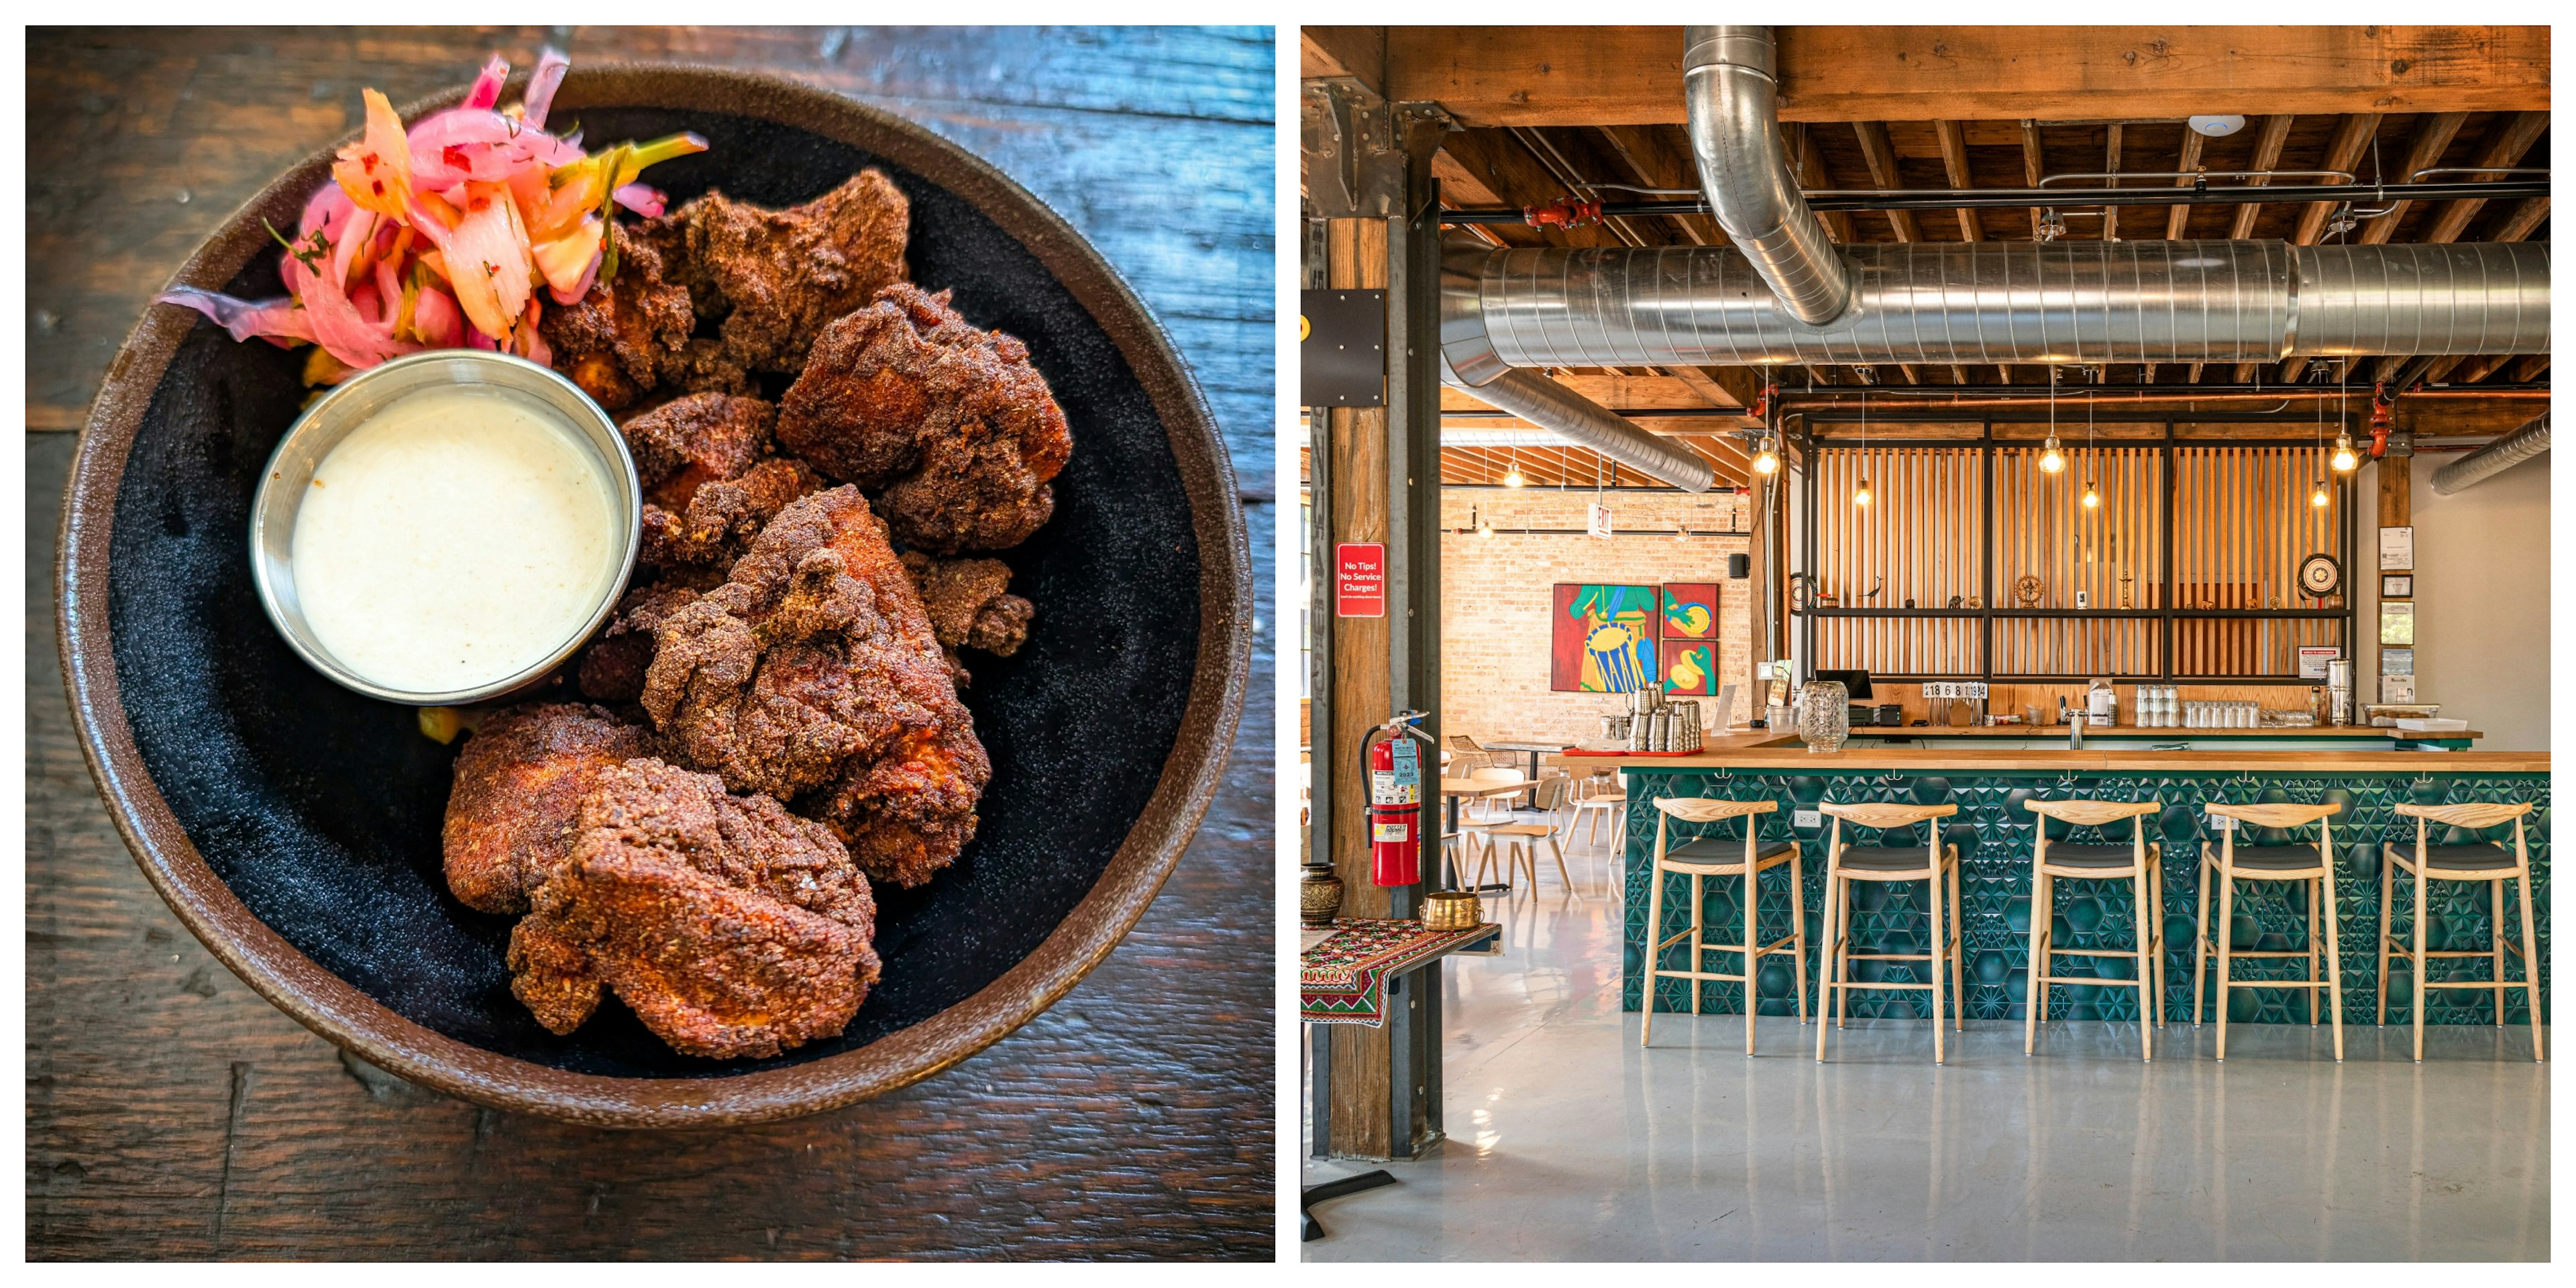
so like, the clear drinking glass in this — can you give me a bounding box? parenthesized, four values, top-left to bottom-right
(1796, 680, 1850, 753)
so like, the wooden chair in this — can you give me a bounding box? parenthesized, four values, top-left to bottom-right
(2378, 801, 2544, 1063)
(1815, 802, 1966, 1063)
(1641, 798, 1807, 1052)
(1463, 767, 1527, 824)
(1468, 818, 1580, 900)
(2020, 798, 2167, 1062)
(2194, 802, 2347, 1061)
(1567, 772, 1626, 851)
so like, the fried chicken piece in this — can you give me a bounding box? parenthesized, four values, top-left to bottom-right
(777, 284, 1072, 553)
(899, 550, 1034, 683)
(643, 457, 826, 573)
(615, 395, 828, 575)
(578, 584, 702, 703)
(441, 704, 655, 915)
(641, 486, 989, 886)
(623, 392, 773, 502)
(540, 228, 696, 411)
(677, 172, 911, 374)
(506, 757, 881, 1059)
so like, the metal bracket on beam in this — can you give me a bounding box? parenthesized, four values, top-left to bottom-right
(1301, 79, 1451, 221)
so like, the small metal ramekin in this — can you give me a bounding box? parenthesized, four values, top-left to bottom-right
(248, 350, 640, 706)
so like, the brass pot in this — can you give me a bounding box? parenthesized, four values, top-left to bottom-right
(1419, 890, 1482, 932)
(1300, 864, 1344, 926)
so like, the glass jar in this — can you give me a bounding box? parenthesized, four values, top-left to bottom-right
(1796, 680, 1851, 753)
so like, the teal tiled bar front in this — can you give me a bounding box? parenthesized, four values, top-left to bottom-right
(1603, 751, 2548, 1027)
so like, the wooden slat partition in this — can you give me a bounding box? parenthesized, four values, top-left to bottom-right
(1811, 446, 1982, 675)
(1807, 436, 2347, 681)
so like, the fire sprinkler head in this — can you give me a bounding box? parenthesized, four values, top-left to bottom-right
(2188, 115, 2247, 138)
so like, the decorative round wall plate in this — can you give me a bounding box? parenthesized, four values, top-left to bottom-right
(2299, 553, 2343, 596)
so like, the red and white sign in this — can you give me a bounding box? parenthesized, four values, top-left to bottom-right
(1335, 542, 1386, 617)
(1587, 503, 1613, 539)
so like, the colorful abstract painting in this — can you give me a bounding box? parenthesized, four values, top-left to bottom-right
(1660, 583, 1717, 640)
(1552, 583, 1658, 692)
(1663, 641, 1718, 696)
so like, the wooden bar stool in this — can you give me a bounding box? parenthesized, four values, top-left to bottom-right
(2194, 802, 2347, 1061)
(1815, 802, 1965, 1064)
(1640, 798, 1808, 1053)
(2019, 798, 2167, 1062)
(2377, 801, 2544, 1063)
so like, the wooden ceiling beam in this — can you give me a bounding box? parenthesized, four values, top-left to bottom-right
(2290, 113, 2384, 246)
(1383, 27, 2550, 127)
(1849, 120, 1923, 243)
(2487, 195, 2548, 241)
(1792, 123, 1856, 244)
(1302, 27, 1388, 94)
(2164, 127, 2204, 241)
(2226, 113, 2295, 239)
(2422, 110, 2550, 244)
(1593, 124, 1729, 246)
(2357, 111, 2468, 244)
(1933, 119, 1982, 243)
(2505, 354, 2550, 382)
(2019, 119, 2047, 240)
(1436, 128, 1621, 249)
(2100, 123, 2125, 242)
(2451, 354, 2509, 384)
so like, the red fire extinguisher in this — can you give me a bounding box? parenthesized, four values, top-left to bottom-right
(1360, 711, 1438, 888)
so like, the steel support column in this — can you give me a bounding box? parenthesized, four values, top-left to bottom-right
(1304, 78, 1450, 1163)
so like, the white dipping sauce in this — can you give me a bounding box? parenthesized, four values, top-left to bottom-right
(290, 385, 621, 694)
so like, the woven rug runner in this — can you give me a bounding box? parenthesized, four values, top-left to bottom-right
(1300, 918, 1493, 1028)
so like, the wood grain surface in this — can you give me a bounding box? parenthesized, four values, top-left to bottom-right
(27, 25, 1277, 1260)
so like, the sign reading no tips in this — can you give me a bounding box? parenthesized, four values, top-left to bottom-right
(1336, 542, 1386, 617)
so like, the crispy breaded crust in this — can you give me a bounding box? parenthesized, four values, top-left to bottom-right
(776, 284, 1071, 553)
(441, 704, 655, 915)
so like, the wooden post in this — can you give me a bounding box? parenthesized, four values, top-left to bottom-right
(1308, 82, 1448, 1162)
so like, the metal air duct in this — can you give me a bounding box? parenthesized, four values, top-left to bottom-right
(1440, 240, 2551, 372)
(2430, 412, 2549, 495)
(1439, 356, 1715, 492)
(1682, 25, 1856, 325)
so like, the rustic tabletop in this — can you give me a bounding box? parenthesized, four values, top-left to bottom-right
(28, 25, 1276, 1260)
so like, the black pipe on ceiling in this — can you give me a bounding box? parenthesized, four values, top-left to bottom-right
(1440, 178, 2554, 223)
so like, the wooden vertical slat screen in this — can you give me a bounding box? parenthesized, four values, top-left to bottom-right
(1809, 439, 2343, 680)
(1811, 447, 1982, 675)
(2172, 445, 2344, 676)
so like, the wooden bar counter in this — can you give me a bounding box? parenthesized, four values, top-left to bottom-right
(1558, 732, 2548, 1031)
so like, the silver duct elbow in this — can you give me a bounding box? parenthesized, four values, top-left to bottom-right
(2431, 412, 2549, 496)
(1439, 240, 2550, 370)
(1683, 25, 1856, 326)
(1439, 356, 1716, 493)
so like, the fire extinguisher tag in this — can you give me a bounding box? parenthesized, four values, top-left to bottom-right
(1372, 739, 1421, 804)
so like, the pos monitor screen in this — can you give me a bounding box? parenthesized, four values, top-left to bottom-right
(1815, 669, 1873, 700)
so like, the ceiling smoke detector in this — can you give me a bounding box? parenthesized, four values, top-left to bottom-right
(2188, 115, 2248, 138)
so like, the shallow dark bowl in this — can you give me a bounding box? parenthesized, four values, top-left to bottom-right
(59, 64, 1250, 1128)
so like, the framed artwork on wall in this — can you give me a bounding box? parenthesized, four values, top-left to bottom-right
(1663, 641, 1718, 695)
(1551, 583, 1658, 692)
(1660, 583, 1718, 640)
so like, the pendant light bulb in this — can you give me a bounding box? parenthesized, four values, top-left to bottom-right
(2039, 435, 2065, 474)
(2310, 480, 2331, 508)
(1752, 436, 1780, 476)
(2081, 481, 2101, 509)
(2330, 433, 2358, 473)
(1503, 455, 1525, 488)
(1853, 478, 1874, 507)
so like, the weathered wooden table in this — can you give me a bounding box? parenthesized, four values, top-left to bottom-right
(28, 25, 1276, 1260)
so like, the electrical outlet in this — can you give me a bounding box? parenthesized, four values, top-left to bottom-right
(1794, 808, 1822, 828)
(2205, 811, 2236, 830)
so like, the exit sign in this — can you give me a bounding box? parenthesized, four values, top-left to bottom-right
(1335, 543, 1385, 617)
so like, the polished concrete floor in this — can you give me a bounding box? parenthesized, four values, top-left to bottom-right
(1304, 830, 2550, 1260)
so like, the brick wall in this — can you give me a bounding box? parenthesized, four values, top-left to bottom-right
(1440, 489, 1754, 748)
